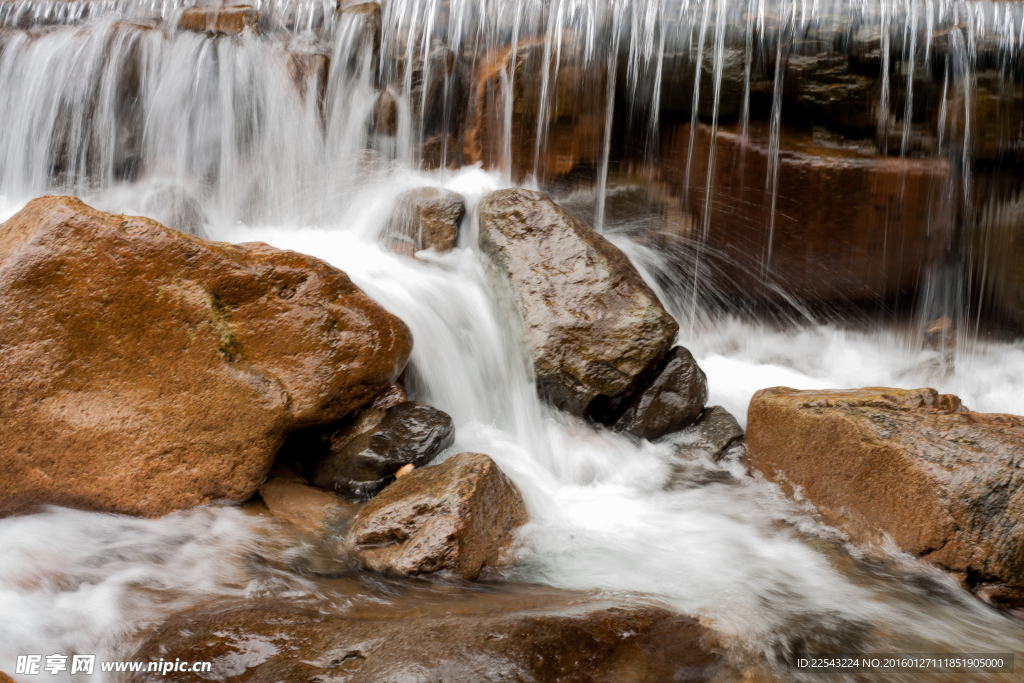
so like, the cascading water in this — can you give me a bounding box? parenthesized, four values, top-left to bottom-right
(2, 0, 1024, 679)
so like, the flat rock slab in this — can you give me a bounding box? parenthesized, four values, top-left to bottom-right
(0, 196, 412, 517)
(348, 452, 527, 579)
(477, 188, 678, 416)
(128, 588, 721, 683)
(747, 387, 1024, 590)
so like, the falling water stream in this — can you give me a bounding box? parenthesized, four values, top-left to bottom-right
(2, 0, 1024, 679)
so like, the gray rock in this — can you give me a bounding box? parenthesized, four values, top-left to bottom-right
(143, 186, 208, 238)
(477, 188, 679, 416)
(383, 186, 465, 255)
(668, 406, 744, 462)
(309, 401, 454, 499)
(348, 452, 527, 580)
(612, 346, 708, 440)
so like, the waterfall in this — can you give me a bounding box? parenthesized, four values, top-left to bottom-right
(2, 0, 1024, 679)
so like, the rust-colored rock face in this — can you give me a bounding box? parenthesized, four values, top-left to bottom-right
(177, 6, 259, 35)
(478, 188, 679, 415)
(0, 196, 412, 517)
(659, 123, 951, 302)
(129, 589, 721, 683)
(348, 452, 527, 580)
(746, 387, 1024, 589)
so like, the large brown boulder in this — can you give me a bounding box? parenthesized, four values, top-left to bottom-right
(477, 188, 679, 415)
(348, 452, 527, 579)
(129, 589, 721, 683)
(747, 387, 1024, 595)
(0, 196, 412, 517)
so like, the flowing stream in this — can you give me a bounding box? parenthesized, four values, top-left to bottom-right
(2, 0, 1024, 680)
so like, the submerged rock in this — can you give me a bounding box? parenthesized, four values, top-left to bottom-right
(477, 188, 679, 416)
(670, 406, 744, 462)
(177, 6, 258, 34)
(747, 387, 1024, 600)
(611, 346, 708, 440)
(310, 401, 455, 498)
(348, 452, 526, 580)
(339, 2, 381, 57)
(0, 196, 412, 517)
(286, 52, 329, 117)
(143, 185, 208, 238)
(259, 476, 355, 536)
(383, 186, 465, 255)
(129, 587, 721, 682)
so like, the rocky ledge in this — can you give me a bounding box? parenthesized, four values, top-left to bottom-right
(747, 386, 1024, 607)
(127, 586, 722, 683)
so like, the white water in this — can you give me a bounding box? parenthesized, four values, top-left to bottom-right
(3, 167, 1024, 680)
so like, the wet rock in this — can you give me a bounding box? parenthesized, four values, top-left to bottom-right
(420, 132, 459, 170)
(143, 185, 208, 238)
(659, 123, 951, 301)
(310, 401, 455, 499)
(463, 38, 602, 182)
(347, 452, 527, 579)
(973, 193, 1024, 334)
(670, 406, 744, 462)
(371, 88, 397, 136)
(747, 387, 1024, 593)
(383, 187, 465, 255)
(659, 44, 745, 119)
(0, 196, 412, 517)
(177, 6, 258, 35)
(338, 2, 381, 56)
(129, 588, 722, 683)
(287, 52, 328, 118)
(477, 188, 679, 416)
(787, 54, 878, 133)
(259, 476, 355, 536)
(610, 346, 708, 440)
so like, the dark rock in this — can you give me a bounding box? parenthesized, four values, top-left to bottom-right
(0, 196, 412, 517)
(477, 188, 679, 416)
(310, 401, 454, 498)
(177, 6, 258, 35)
(383, 186, 465, 255)
(348, 452, 527, 580)
(611, 346, 708, 440)
(669, 406, 744, 462)
(747, 387, 1024, 593)
(128, 588, 722, 683)
(143, 185, 208, 238)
